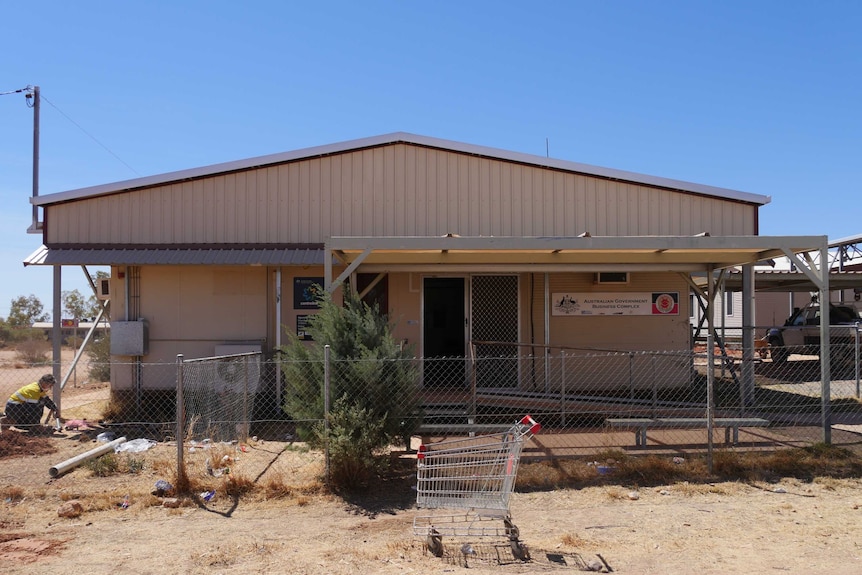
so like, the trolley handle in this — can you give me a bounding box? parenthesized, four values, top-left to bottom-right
(520, 414, 541, 435)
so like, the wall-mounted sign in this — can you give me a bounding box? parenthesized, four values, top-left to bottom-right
(296, 314, 314, 341)
(552, 292, 679, 316)
(294, 277, 324, 309)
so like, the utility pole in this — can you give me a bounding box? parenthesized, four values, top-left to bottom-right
(26, 85, 41, 231)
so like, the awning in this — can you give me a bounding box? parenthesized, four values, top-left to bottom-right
(23, 245, 328, 267)
(324, 234, 830, 290)
(699, 270, 862, 292)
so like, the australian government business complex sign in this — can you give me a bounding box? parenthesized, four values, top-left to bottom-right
(552, 292, 679, 316)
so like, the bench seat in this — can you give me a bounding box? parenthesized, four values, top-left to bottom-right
(605, 417, 770, 446)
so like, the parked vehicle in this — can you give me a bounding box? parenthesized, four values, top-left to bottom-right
(765, 301, 862, 365)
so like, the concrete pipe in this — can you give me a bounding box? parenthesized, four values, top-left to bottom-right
(49, 436, 128, 478)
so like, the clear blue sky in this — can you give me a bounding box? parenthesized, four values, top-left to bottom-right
(2, 1, 860, 319)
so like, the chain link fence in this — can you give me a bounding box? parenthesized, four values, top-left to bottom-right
(2, 326, 861, 489)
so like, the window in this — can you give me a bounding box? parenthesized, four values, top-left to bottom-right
(725, 290, 733, 316)
(689, 294, 695, 318)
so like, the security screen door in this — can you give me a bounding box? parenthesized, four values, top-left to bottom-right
(470, 275, 519, 389)
(422, 275, 519, 389)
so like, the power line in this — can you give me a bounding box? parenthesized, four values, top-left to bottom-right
(41, 94, 140, 176)
(0, 85, 32, 96)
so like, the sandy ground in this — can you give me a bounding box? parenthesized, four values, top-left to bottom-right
(2, 433, 862, 575)
(3, 348, 862, 574)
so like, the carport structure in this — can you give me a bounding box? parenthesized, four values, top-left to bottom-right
(325, 233, 838, 442)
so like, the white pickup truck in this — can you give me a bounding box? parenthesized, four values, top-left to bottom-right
(765, 301, 862, 366)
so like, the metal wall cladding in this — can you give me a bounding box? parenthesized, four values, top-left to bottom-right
(45, 143, 758, 246)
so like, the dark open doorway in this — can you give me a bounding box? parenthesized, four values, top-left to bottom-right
(423, 277, 466, 388)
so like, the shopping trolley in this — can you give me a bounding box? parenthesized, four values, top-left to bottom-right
(413, 415, 541, 561)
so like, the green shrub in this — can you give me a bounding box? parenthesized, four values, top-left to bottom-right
(279, 287, 420, 491)
(280, 287, 420, 445)
(14, 338, 51, 365)
(318, 396, 388, 490)
(84, 453, 120, 476)
(83, 452, 145, 476)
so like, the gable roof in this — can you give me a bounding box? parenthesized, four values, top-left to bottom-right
(31, 132, 770, 207)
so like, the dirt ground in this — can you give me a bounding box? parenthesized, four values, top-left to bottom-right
(3, 349, 862, 574)
(2, 431, 862, 575)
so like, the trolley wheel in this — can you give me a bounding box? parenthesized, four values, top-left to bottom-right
(504, 518, 520, 540)
(510, 539, 531, 562)
(426, 529, 443, 557)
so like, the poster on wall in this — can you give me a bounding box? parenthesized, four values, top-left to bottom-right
(552, 292, 679, 316)
(296, 315, 314, 341)
(294, 277, 324, 309)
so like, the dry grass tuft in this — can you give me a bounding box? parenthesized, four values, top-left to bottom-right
(517, 444, 862, 492)
(14, 339, 50, 365)
(223, 473, 256, 498)
(1, 485, 25, 502)
(604, 486, 631, 500)
(561, 533, 591, 548)
(191, 545, 238, 568)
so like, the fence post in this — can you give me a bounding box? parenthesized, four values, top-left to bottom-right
(855, 323, 860, 399)
(706, 334, 714, 474)
(560, 350, 566, 427)
(242, 355, 249, 441)
(176, 354, 184, 484)
(324, 344, 331, 486)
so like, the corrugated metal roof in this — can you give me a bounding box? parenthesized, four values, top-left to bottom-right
(30, 132, 770, 208)
(23, 245, 327, 266)
(696, 269, 862, 292)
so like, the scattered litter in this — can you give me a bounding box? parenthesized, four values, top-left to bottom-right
(205, 458, 230, 477)
(200, 490, 216, 502)
(96, 431, 116, 442)
(596, 465, 615, 475)
(115, 438, 157, 453)
(188, 439, 213, 452)
(673, 456, 685, 464)
(64, 419, 93, 431)
(153, 479, 173, 496)
(773, 487, 787, 494)
(120, 495, 130, 509)
(659, 489, 671, 496)
(628, 491, 640, 500)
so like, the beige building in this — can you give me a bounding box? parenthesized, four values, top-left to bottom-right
(25, 133, 828, 397)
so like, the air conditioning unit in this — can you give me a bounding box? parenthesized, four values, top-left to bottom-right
(97, 278, 111, 300)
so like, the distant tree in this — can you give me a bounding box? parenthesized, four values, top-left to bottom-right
(7, 294, 49, 327)
(63, 289, 88, 320)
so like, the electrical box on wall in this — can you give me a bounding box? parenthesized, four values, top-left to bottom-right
(111, 320, 149, 356)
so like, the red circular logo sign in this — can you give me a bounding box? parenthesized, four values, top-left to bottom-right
(655, 293, 675, 314)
